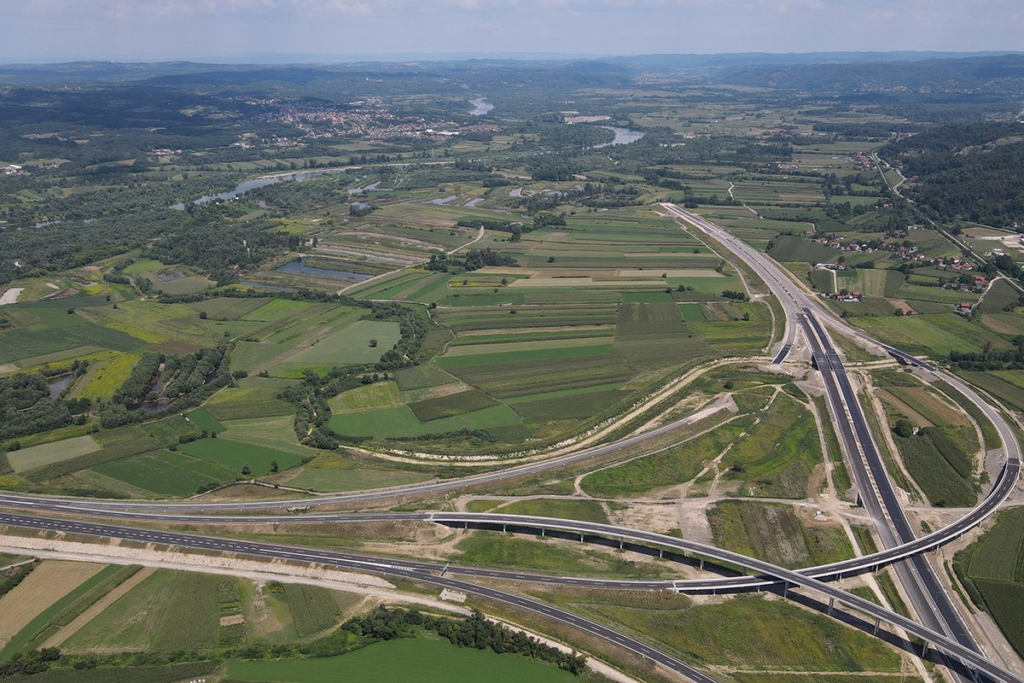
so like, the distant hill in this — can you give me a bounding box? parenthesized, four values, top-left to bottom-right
(712, 54, 1024, 93)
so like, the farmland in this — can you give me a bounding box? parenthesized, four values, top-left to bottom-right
(955, 508, 1024, 657)
(227, 638, 580, 683)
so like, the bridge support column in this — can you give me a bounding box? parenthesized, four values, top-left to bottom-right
(783, 582, 789, 599)
(659, 548, 663, 559)
(873, 618, 880, 636)
(502, 524, 506, 533)
(541, 528, 545, 537)
(699, 557, 704, 570)
(619, 538, 623, 550)
(580, 533, 584, 543)
(827, 597, 835, 616)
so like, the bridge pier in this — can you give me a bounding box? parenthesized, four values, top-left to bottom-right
(783, 581, 789, 599)
(827, 597, 835, 616)
(619, 538, 623, 550)
(659, 548, 663, 559)
(580, 533, 584, 543)
(873, 618, 880, 636)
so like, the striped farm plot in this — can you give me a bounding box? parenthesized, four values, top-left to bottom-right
(0, 561, 105, 649)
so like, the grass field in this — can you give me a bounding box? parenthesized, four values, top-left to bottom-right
(720, 395, 822, 499)
(495, 498, 609, 524)
(555, 590, 900, 672)
(453, 533, 668, 579)
(581, 417, 751, 498)
(227, 638, 578, 683)
(708, 501, 853, 568)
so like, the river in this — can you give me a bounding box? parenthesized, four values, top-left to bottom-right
(469, 97, 494, 116)
(594, 126, 645, 149)
(170, 170, 331, 210)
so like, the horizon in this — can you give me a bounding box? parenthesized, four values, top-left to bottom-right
(1, 49, 1022, 68)
(3, 0, 1021, 63)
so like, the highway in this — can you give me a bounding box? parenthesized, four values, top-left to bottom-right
(0, 512, 718, 683)
(662, 203, 1019, 682)
(2, 510, 1021, 682)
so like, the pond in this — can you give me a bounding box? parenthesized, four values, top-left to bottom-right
(275, 257, 373, 282)
(47, 374, 74, 400)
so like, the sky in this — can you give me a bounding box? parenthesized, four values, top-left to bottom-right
(1, 0, 1022, 63)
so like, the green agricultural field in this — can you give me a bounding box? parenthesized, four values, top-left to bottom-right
(442, 354, 634, 400)
(227, 638, 578, 683)
(284, 466, 431, 492)
(955, 507, 1024, 656)
(239, 298, 315, 322)
(408, 388, 499, 421)
(435, 343, 612, 370)
(0, 306, 147, 365)
(274, 319, 400, 375)
(708, 500, 853, 568)
(76, 352, 141, 402)
(329, 380, 404, 413)
(185, 408, 224, 435)
(64, 570, 226, 652)
(205, 376, 298, 421)
(394, 363, 456, 390)
(678, 302, 707, 322)
(91, 450, 239, 497)
(979, 279, 1021, 313)
(892, 429, 976, 507)
(282, 584, 342, 637)
(329, 404, 523, 439)
(853, 315, 992, 357)
(179, 437, 304, 475)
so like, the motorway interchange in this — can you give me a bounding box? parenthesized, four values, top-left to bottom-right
(1, 204, 1021, 683)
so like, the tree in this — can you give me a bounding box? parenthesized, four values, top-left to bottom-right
(199, 311, 208, 319)
(241, 464, 251, 476)
(270, 460, 279, 473)
(369, 339, 378, 348)
(893, 419, 915, 438)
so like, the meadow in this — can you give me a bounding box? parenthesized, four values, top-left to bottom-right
(227, 638, 579, 683)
